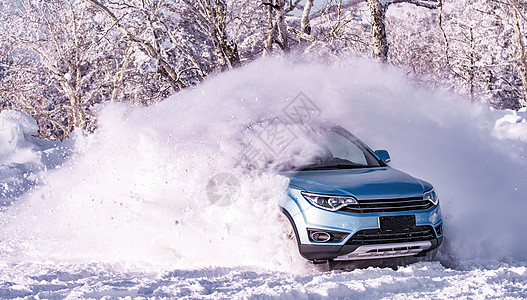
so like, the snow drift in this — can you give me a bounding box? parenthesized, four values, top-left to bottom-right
(0, 110, 78, 202)
(1, 57, 526, 272)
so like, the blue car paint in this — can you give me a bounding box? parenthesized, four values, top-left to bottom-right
(287, 167, 433, 200)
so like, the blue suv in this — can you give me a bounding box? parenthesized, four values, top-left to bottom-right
(279, 124, 443, 263)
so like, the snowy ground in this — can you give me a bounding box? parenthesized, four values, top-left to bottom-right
(1, 261, 527, 299)
(1, 57, 527, 298)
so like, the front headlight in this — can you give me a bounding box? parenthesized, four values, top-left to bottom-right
(301, 191, 358, 211)
(424, 189, 439, 206)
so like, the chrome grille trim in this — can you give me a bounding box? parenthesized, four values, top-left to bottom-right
(339, 196, 433, 214)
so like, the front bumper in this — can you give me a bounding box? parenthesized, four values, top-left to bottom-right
(281, 191, 444, 261)
(299, 237, 442, 260)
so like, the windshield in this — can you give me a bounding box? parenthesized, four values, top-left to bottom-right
(238, 121, 383, 172)
(297, 127, 382, 171)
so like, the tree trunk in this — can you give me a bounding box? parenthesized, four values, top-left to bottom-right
(367, 0, 388, 63)
(275, 0, 289, 52)
(264, 2, 276, 55)
(204, 1, 229, 69)
(263, 0, 290, 54)
(510, 0, 527, 107)
(300, 0, 314, 34)
(214, 0, 240, 67)
(199, 0, 240, 69)
(60, 80, 86, 131)
(468, 26, 476, 101)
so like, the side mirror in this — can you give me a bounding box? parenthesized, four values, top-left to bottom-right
(375, 150, 391, 163)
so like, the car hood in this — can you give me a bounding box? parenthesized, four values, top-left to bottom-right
(285, 167, 432, 199)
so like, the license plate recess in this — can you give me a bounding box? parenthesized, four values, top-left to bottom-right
(380, 215, 416, 231)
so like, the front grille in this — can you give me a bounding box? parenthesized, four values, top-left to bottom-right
(339, 197, 433, 214)
(346, 225, 436, 245)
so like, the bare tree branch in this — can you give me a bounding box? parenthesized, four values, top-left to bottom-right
(382, 0, 440, 9)
(84, 0, 184, 90)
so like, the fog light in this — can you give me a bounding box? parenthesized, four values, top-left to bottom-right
(307, 228, 349, 243)
(310, 231, 331, 242)
(435, 223, 443, 236)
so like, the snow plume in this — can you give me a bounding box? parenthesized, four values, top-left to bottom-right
(1, 57, 526, 272)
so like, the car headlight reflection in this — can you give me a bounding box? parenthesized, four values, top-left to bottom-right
(301, 191, 358, 211)
(424, 189, 439, 206)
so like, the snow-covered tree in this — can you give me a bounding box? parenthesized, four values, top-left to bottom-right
(312, 0, 369, 54)
(367, 0, 440, 63)
(263, 0, 301, 54)
(84, 0, 209, 90)
(433, 0, 527, 108)
(0, 0, 111, 138)
(227, 1, 268, 60)
(180, 0, 241, 69)
(504, 0, 527, 107)
(3, 0, 527, 141)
